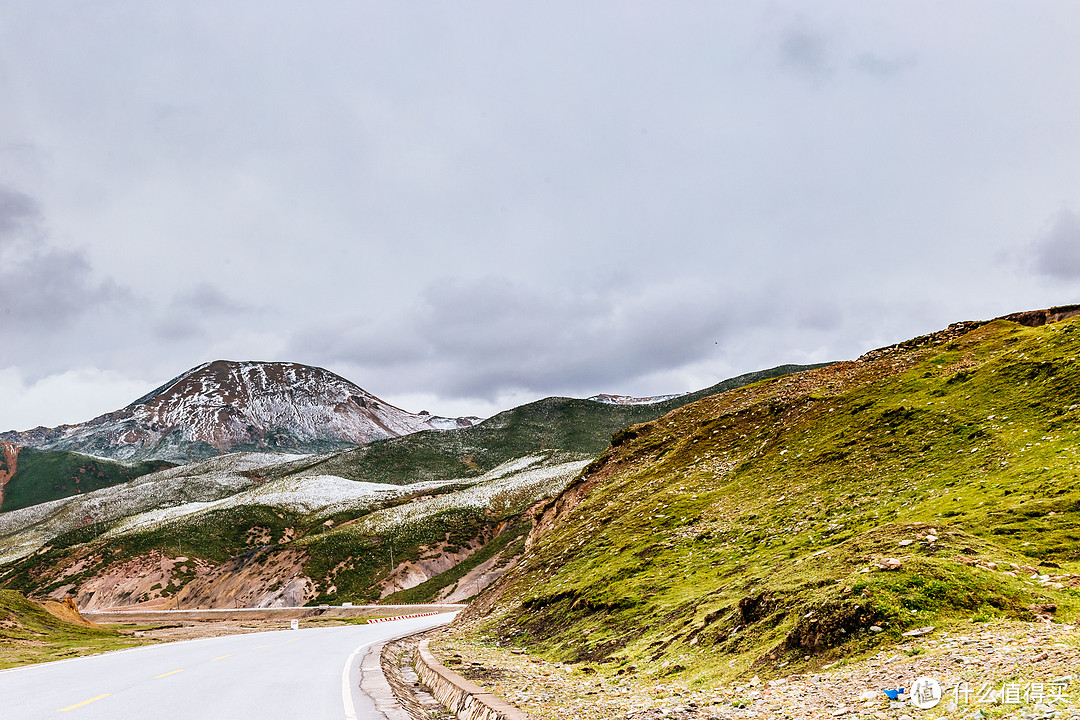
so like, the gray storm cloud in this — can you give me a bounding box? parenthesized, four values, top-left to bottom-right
(154, 283, 264, 341)
(0, 2, 1077, 428)
(286, 277, 849, 402)
(1033, 210, 1080, 280)
(0, 185, 125, 339)
(0, 184, 40, 241)
(0, 184, 253, 379)
(780, 24, 835, 80)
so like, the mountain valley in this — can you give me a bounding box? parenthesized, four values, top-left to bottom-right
(0, 361, 811, 613)
(3, 306, 1080, 716)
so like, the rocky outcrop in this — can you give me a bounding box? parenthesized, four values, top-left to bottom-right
(999, 303, 1080, 327)
(858, 304, 1080, 363)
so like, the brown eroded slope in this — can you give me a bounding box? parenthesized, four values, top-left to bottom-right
(0, 442, 18, 506)
(38, 597, 106, 629)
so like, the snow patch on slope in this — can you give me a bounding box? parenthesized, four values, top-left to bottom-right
(0, 450, 589, 564)
(588, 392, 685, 405)
(0, 452, 305, 563)
(320, 455, 591, 539)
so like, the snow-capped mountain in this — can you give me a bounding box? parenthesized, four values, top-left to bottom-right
(0, 361, 478, 462)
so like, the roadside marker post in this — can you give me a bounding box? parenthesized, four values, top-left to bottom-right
(290, 619, 299, 630)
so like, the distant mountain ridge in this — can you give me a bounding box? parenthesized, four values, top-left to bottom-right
(289, 364, 827, 487)
(0, 361, 478, 463)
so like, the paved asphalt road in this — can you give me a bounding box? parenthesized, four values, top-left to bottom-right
(0, 613, 454, 720)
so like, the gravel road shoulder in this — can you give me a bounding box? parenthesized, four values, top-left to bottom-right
(430, 620, 1080, 720)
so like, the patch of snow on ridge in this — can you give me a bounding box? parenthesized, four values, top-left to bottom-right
(217, 475, 408, 514)
(588, 392, 685, 405)
(103, 474, 460, 536)
(144, 452, 311, 481)
(424, 415, 484, 430)
(483, 454, 547, 480)
(101, 457, 559, 533)
(106, 500, 217, 535)
(329, 456, 592, 538)
(0, 451, 305, 562)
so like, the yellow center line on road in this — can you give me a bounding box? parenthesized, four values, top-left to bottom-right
(59, 694, 111, 712)
(210, 654, 232, 661)
(287, 637, 302, 642)
(154, 669, 184, 679)
(253, 644, 269, 649)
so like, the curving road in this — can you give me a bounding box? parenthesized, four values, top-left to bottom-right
(0, 613, 454, 720)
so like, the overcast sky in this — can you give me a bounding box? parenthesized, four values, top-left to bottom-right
(1, 2, 1078, 431)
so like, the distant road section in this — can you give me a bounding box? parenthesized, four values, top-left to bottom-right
(0, 612, 454, 720)
(82, 603, 464, 624)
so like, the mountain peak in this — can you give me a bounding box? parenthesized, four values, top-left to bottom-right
(2, 360, 475, 462)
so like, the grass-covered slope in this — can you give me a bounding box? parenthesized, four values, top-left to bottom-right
(282, 365, 824, 487)
(0, 589, 145, 668)
(466, 315, 1080, 684)
(0, 448, 172, 513)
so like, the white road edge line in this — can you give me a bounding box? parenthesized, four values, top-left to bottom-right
(342, 641, 374, 720)
(0, 631, 236, 676)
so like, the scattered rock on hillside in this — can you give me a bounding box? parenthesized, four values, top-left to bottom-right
(433, 621, 1080, 720)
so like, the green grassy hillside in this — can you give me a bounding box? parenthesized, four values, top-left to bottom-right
(0, 448, 173, 513)
(282, 365, 824, 487)
(465, 316, 1080, 684)
(0, 589, 145, 668)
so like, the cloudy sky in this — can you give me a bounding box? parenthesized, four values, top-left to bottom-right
(1, 2, 1078, 431)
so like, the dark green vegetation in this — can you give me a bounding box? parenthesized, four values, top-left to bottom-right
(0, 590, 148, 668)
(470, 316, 1080, 684)
(301, 506, 496, 605)
(274, 365, 824, 487)
(382, 521, 531, 604)
(106, 506, 304, 563)
(0, 448, 172, 513)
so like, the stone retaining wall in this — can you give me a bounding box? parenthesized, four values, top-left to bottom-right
(413, 639, 533, 720)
